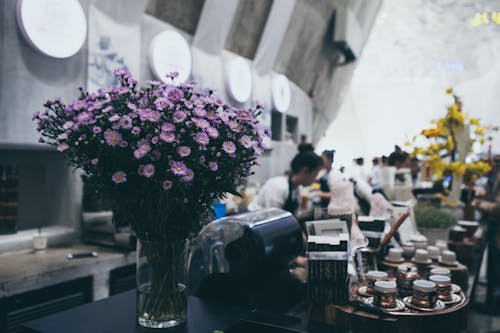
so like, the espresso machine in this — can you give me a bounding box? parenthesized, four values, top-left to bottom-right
(188, 208, 306, 311)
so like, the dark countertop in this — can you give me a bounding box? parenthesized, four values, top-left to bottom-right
(21, 290, 343, 333)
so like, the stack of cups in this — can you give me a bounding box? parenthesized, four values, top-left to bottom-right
(429, 275, 453, 302)
(366, 270, 388, 295)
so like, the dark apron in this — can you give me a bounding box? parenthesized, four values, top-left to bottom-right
(282, 177, 299, 214)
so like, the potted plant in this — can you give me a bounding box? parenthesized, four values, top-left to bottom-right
(33, 69, 268, 328)
(413, 203, 458, 245)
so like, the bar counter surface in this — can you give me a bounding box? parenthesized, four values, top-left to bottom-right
(22, 290, 340, 333)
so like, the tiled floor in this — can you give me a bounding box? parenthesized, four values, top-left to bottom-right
(467, 284, 500, 333)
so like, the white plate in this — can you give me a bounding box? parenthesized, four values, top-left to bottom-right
(149, 30, 191, 85)
(16, 0, 87, 58)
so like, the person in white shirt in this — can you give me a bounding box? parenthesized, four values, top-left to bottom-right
(369, 157, 382, 190)
(248, 146, 323, 217)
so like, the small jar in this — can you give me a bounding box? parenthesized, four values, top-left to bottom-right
(429, 275, 452, 302)
(366, 270, 388, 295)
(373, 281, 398, 308)
(412, 280, 437, 308)
(396, 264, 420, 296)
(430, 268, 451, 278)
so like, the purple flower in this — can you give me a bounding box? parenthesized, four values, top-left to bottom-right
(104, 130, 122, 147)
(93, 126, 102, 134)
(193, 118, 210, 129)
(127, 102, 137, 111)
(78, 134, 87, 141)
(119, 140, 128, 148)
(172, 111, 187, 123)
(108, 114, 120, 122)
(151, 136, 159, 145)
(159, 132, 176, 143)
(238, 110, 251, 121)
(195, 132, 209, 146)
(73, 100, 85, 110)
(219, 112, 229, 123)
(171, 161, 187, 176)
(193, 106, 206, 117)
(209, 161, 218, 171)
(182, 168, 194, 182)
(177, 146, 191, 157)
(228, 121, 241, 132)
(142, 164, 155, 178)
(120, 115, 133, 129)
(161, 122, 175, 132)
(240, 135, 253, 148)
(131, 126, 141, 135)
(162, 180, 173, 190)
(112, 171, 127, 184)
(222, 141, 236, 154)
(207, 127, 219, 138)
(166, 72, 179, 79)
(57, 143, 69, 152)
(167, 88, 183, 102)
(133, 140, 151, 159)
(91, 158, 99, 165)
(58, 133, 68, 140)
(199, 155, 206, 163)
(102, 105, 113, 113)
(63, 121, 74, 130)
(77, 112, 92, 124)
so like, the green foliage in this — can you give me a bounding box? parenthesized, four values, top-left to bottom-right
(414, 203, 458, 229)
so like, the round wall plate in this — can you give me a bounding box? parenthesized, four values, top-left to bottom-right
(149, 30, 191, 85)
(225, 57, 252, 103)
(271, 74, 291, 112)
(16, 0, 87, 58)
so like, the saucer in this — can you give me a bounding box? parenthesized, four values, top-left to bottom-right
(412, 258, 432, 265)
(441, 293, 462, 305)
(357, 285, 373, 298)
(403, 297, 446, 312)
(385, 257, 405, 263)
(451, 284, 461, 294)
(364, 298, 406, 312)
(439, 261, 459, 267)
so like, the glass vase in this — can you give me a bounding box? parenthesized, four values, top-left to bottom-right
(136, 238, 188, 329)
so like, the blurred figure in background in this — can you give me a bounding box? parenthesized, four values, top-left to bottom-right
(369, 157, 382, 190)
(318, 149, 335, 207)
(248, 144, 323, 219)
(351, 157, 368, 182)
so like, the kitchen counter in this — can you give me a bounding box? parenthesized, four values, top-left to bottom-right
(0, 243, 135, 300)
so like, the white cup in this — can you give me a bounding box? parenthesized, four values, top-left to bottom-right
(33, 235, 48, 252)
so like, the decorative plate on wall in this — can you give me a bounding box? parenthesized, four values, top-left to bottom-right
(271, 74, 291, 112)
(16, 0, 87, 58)
(149, 30, 191, 85)
(225, 57, 252, 103)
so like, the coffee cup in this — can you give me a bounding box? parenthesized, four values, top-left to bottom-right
(429, 275, 452, 302)
(412, 280, 437, 308)
(412, 249, 432, 264)
(427, 246, 440, 261)
(411, 235, 428, 249)
(430, 268, 451, 277)
(440, 250, 459, 266)
(402, 242, 416, 260)
(374, 281, 398, 308)
(458, 220, 479, 238)
(386, 248, 404, 263)
(366, 270, 388, 295)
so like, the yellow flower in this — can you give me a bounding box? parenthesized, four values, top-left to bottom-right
(480, 138, 485, 144)
(475, 128, 485, 136)
(446, 88, 453, 94)
(469, 117, 479, 126)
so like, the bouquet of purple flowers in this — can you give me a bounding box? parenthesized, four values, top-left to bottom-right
(34, 69, 268, 241)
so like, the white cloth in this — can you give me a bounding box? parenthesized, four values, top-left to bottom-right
(248, 176, 298, 211)
(327, 169, 357, 216)
(350, 164, 368, 182)
(369, 165, 382, 189)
